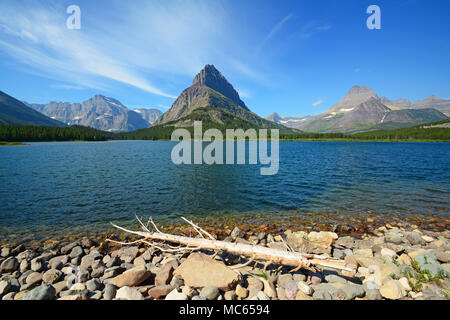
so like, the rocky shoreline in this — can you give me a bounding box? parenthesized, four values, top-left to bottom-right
(1, 223, 449, 300)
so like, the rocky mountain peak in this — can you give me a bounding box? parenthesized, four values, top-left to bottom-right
(266, 112, 283, 122)
(345, 86, 378, 99)
(191, 64, 247, 109)
(326, 85, 378, 114)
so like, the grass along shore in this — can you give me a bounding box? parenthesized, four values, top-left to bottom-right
(0, 141, 27, 146)
(1, 221, 449, 300)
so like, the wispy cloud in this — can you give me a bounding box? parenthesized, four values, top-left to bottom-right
(312, 99, 323, 107)
(0, 0, 273, 98)
(316, 25, 332, 31)
(298, 22, 332, 40)
(259, 14, 293, 50)
(0, 1, 178, 98)
(354, 68, 360, 73)
(50, 84, 85, 90)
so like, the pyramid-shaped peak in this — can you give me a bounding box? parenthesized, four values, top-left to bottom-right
(346, 86, 377, 97)
(192, 64, 221, 86)
(191, 64, 247, 109)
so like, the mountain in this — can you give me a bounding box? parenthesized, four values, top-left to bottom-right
(380, 95, 450, 116)
(266, 113, 313, 130)
(154, 64, 291, 132)
(380, 97, 411, 110)
(133, 108, 162, 124)
(27, 95, 152, 132)
(326, 86, 379, 115)
(0, 90, 65, 127)
(410, 95, 450, 116)
(267, 86, 448, 133)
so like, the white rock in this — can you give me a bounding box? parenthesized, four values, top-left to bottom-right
(70, 283, 86, 291)
(297, 281, 313, 295)
(398, 277, 412, 291)
(358, 267, 370, 274)
(381, 248, 397, 258)
(353, 248, 373, 257)
(410, 291, 423, 299)
(364, 280, 380, 290)
(380, 280, 406, 300)
(421, 235, 434, 243)
(256, 291, 270, 300)
(116, 286, 144, 300)
(165, 289, 188, 300)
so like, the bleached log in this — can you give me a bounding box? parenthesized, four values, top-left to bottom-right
(107, 218, 356, 273)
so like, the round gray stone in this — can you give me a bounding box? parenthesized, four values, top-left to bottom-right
(200, 286, 220, 300)
(23, 284, 56, 300)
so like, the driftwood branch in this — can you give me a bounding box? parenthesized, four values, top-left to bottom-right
(107, 217, 356, 273)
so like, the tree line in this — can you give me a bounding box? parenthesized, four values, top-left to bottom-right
(1, 120, 449, 142)
(0, 125, 109, 142)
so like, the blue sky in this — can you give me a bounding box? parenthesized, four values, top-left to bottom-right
(0, 0, 449, 117)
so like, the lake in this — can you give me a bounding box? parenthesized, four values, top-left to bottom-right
(0, 141, 449, 245)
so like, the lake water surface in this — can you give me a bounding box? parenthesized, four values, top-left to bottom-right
(0, 141, 449, 244)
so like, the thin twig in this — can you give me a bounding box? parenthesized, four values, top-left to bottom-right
(181, 217, 215, 240)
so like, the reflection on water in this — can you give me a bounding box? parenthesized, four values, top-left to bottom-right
(0, 141, 449, 244)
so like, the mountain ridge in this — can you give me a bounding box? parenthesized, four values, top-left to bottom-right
(0, 90, 65, 127)
(267, 86, 448, 133)
(27, 96, 163, 132)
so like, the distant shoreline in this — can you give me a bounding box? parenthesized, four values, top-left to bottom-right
(2, 139, 449, 144)
(0, 141, 27, 146)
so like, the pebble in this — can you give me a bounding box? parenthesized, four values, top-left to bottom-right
(0, 280, 11, 295)
(116, 286, 144, 300)
(235, 284, 248, 298)
(1, 257, 19, 273)
(0, 222, 448, 302)
(86, 278, 103, 291)
(165, 288, 188, 300)
(380, 280, 406, 300)
(155, 264, 174, 286)
(297, 281, 314, 295)
(200, 286, 220, 300)
(366, 289, 382, 300)
(42, 269, 63, 284)
(181, 285, 197, 298)
(103, 284, 117, 300)
(277, 274, 292, 288)
(22, 284, 56, 300)
(224, 290, 236, 300)
(284, 280, 299, 300)
(338, 284, 365, 300)
(26, 272, 43, 286)
(148, 285, 175, 299)
(325, 274, 347, 284)
(256, 291, 270, 300)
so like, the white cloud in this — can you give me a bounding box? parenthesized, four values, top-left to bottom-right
(0, 2, 178, 98)
(50, 84, 85, 90)
(259, 14, 293, 49)
(316, 25, 332, 31)
(312, 99, 323, 107)
(0, 0, 275, 99)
